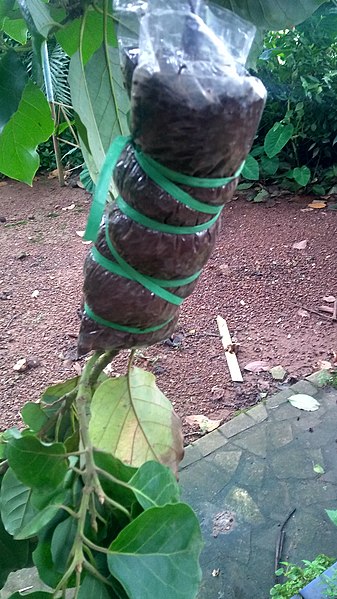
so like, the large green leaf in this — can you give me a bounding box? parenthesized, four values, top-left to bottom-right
(0, 50, 27, 133)
(0, 517, 30, 588)
(15, 493, 65, 540)
(40, 376, 79, 415)
(264, 122, 294, 159)
(94, 451, 137, 508)
(216, 0, 326, 31)
(24, 0, 58, 38)
(50, 515, 77, 573)
(33, 525, 64, 588)
(21, 402, 48, 432)
(7, 436, 68, 490)
(78, 574, 117, 599)
(56, 9, 117, 63)
(107, 504, 203, 599)
(89, 367, 184, 474)
(0, 468, 36, 536)
(292, 165, 311, 186)
(129, 462, 180, 510)
(0, 80, 54, 184)
(3, 16, 28, 44)
(241, 154, 259, 180)
(69, 43, 129, 177)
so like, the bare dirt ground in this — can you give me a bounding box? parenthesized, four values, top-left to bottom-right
(0, 177, 336, 440)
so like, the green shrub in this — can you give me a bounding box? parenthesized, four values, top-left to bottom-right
(249, 2, 337, 192)
(270, 555, 336, 598)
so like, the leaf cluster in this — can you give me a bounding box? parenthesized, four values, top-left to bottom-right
(270, 554, 336, 599)
(243, 2, 337, 194)
(0, 353, 202, 598)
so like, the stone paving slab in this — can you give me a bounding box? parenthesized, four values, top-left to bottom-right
(180, 378, 337, 599)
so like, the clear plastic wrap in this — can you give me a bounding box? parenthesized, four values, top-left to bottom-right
(77, 0, 266, 355)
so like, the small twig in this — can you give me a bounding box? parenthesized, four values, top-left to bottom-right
(275, 508, 296, 578)
(5, 315, 17, 330)
(295, 304, 333, 321)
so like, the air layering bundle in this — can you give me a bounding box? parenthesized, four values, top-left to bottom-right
(77, 0, 266, 355)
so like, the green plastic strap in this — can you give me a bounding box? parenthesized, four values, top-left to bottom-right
(135, 148, 244, 189)
(104, 222, 183, 306)
(84, 303, 173, 334)
(84, 136, 131, 242)
(116, 195, 221, 234)
(134, 149, 223, 215)
(91, 246, 201, 288)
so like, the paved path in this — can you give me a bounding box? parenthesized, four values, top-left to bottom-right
(180, 374, 337, 599)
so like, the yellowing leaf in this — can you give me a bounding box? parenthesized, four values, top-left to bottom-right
(89, 367, 183, 475)
(313, 464, 325, 474)
(307, 201, 326, 209)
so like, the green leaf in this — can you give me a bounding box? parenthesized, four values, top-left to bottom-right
(253, 189, 269, 203)
(242, 154, 259, 180)
(69, 43, 129, 177)
(33, 525, 64, 588)
(260, 155, 280, 176)
(292, 166, 311, 187)
(89, 367, 184, 474)
(0, 0, 15, 26)
(129, 462, 180, 510)
(7, 436, 68, 490)
(264, 122, 294, 159)
(0, 50, 27, 133)
(40, 376, 79, 415)
(313, 463, 325, 474)
(107, 504, 203, 599)
(326, 509, 337, 527)
(3, 16, 28, 44)
(21, 402, 48, 432)
(94, 450, 137, 508)
(24, 0, 58, 38)
(78, 574, 115, 599)
(0, 516, 30, 588)
(50, 516, 77, 573)
(0, 80, 54, 184)
(0, 468, 36, 536)
(15, 494, 64, 540)
(216, 0, 326, 31)
(56, 9, 117, 63)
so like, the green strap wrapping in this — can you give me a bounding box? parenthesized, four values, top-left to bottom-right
(83, 135, 243, 333)
(135, 148, 244, 189)
(84, 303, 173, 334)
(116, 195, 221, 234)
(91, 246, 201, 288)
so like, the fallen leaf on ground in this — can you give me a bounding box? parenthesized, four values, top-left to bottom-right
(269, 365, 287, 381)
(313, 464, 325, 474)
(307, 201, 326, 209)
(244, 360, 269, 373)
(72, 362, 82, 375)
(323, 296, 336, 303)
(211, 386, 225, 400)
(0, 181, 8, 187)
(185, 414, 222, 433)
(317, 360, 332, 370)
(292, 239, 308, 250)
(288, 394, 320, 411)
(62, 203, 75, 211)
(31, 290, 39, 298)
(297, 308, 310, 318)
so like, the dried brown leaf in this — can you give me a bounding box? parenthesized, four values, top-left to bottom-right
(185, 414, 222, 433)
(244, 360, 269, 373)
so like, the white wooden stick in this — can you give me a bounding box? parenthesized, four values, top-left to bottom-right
(216, 316, 243, 382)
